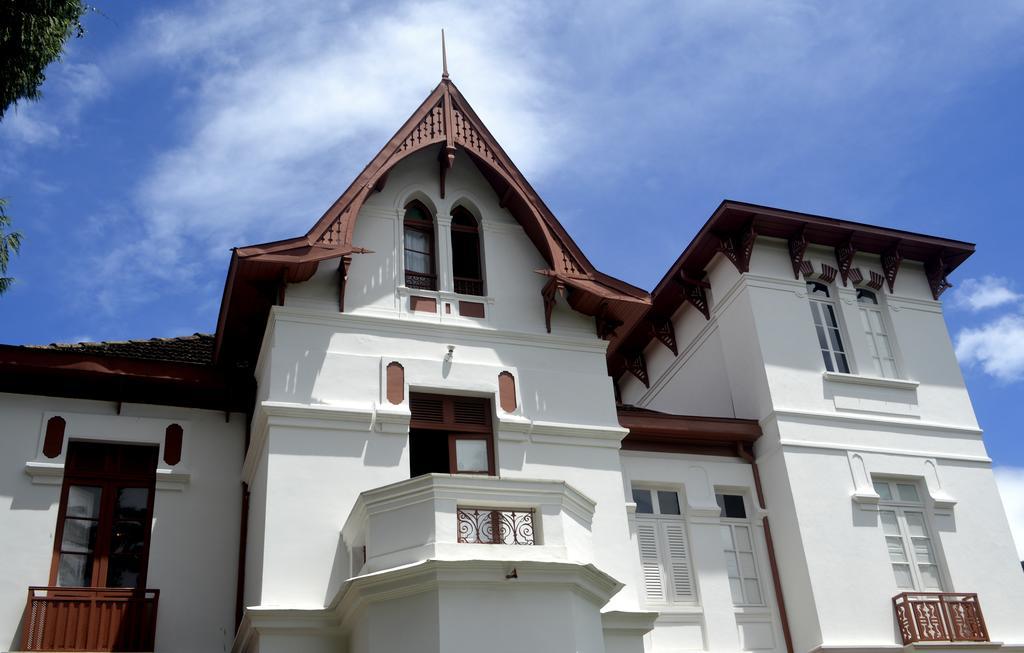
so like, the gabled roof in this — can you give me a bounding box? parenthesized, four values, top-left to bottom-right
(606, 200, 975, 381)
(215, 77, 650, 365)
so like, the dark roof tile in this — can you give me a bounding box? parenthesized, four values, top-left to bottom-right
(27, 333, 215, 366)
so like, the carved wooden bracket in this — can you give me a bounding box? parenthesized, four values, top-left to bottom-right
(595, 301, 624, 340)
(624, 350, 650, 388)
(676, 273, 711, 320)
(788, 227, 808, 280)
(835, 236, 857, 286)
(798, 260, 813, 278)
(338, 256, 352, 312)
(882, 244, 902, 293)
(867, 270, 885, 291)
(847, 267, 864, 286)
(925, 257, 952, 300)
(649, 317, 678, 356)
(438, 145, 456, 199)
(818, 263, 838, 284)
(717, 221, 757, 274)
(542, 277, 564, 333)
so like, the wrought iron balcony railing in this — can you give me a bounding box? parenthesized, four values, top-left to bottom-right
(22, 586, 159, 652)
(405, 270, 437, 290)
(453, 277, 484, 296)
(893, 592, 989, 645)
(457, 507, 535, 545)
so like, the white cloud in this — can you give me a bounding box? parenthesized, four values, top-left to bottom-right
(994, 467, 1024, 560)
(16, 0, 1024, 315)
(0, 62, 109, 146)
(955, 314, 1024, 382)
(952, 276, 1023, 312)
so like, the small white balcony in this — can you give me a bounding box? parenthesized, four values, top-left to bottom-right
(341, 473, 596, 576)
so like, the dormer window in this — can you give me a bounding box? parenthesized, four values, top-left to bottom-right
(403, 201, 437, 290)
(450, 206, 484, 296)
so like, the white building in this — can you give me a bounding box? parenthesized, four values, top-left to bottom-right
(1, 72, 1021, 653)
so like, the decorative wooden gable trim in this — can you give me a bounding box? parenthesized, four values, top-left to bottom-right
(788, 227, 808, 280)
(624, 351, 650, 388)
(835, 235, 857, 286)
(882, 244, 903, 293)
(649, 317, 677, 356)
(675, 273, 710, 320)
(925, 256, 953, 300)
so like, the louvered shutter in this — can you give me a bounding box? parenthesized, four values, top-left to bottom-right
(662, 521, 695, 601)
(636, 519, 666, 601)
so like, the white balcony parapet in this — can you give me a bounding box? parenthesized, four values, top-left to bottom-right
(340, 473, 597, 577)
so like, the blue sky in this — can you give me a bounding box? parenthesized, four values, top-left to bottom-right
(3, 1, 1024, 542)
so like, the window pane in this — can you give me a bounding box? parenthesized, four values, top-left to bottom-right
(404, 229, 429, 252)
(897, 484, 920, 503)
(919, 564, 942, 590)
(725, 554, 740, 578)
(814, 325, 829, 351)
(887, 536, 909, 563)
(835, 352, 850, 374)
(61, 518, 97, 553)
(809, 303, 824, 326)
(729, 577, 744, 603)
(107, 554, 142, 588)
(718, 494, 747, 519)
(739, 552, 757, 577)
(720, 525, 734, 549)
(744, 579, 762, 605)
(868, 310, 884, 332)
(405, 251, 431, 274)
(827, 326, 844, 352)
(734, 525, 752, 551)
(893, 564, 914, 589)
(66, 486, 102, 518)
(454, 439, 488, 473)
(912, 539, 935, 564)
(821, 350, 835, 372)
(110, 520, 146, 555)
(823, 304, 840, 329)
(871, 357, 885, 377)
(882, 358, 899, 378)
(633, 489, 653, 514)
(57, 552, 92, 587)
(873, 482, 893, 500)
(657, 491, 681, 515)
(116, 488, 149, 520)
(880, 510, 900, 535)
(903, 511, 927, 536)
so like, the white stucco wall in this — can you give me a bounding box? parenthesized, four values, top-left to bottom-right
(0, 392, 244, 653)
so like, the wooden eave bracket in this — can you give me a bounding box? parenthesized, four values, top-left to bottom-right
(648, 316, 678, 356)
(867, 270, 885, 290)
(541, 277, 565, 334)
(595, 302, 624, 340)
(881, 242, 902, 293)
(717, 220, 757, 274)
(835, 235, 857, 286)
(624, 350, 650, 388)
(675, 272, 711, 320)
(925, 255, 952, 300)
(338, 256, 352, 312)
(788, 227, 808, 280)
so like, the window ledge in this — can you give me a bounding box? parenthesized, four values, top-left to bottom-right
(24, 460, 191, 491)
(396, 285, 496, 304)
(823, 371, 919, 391)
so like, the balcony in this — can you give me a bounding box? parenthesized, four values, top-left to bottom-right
(893, 592, 989, 645)
(22, 586, 158, 652)
(340, 474, 596, 577)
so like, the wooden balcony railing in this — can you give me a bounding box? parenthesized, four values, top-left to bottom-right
(22, 587, 159, 652)
(457, 507, 535, 545)
(893, 592, 989, 645)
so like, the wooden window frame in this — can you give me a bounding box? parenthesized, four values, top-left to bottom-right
(450, 206, 484, 296)
(403, 201, 437, 291)
(409, 393, 496, 476)
(49, 442, 158, 592)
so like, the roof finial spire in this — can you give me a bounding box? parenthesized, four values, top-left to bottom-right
(441, 29, 449, 79)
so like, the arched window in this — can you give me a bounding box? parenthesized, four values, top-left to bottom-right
(403, 201, 436, 290)
(450, 206, 484, 296)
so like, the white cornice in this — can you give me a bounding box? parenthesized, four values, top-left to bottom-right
(822, 371, 920, 391)
(269, 305, 609, 354)
(764, 407, 983, 437)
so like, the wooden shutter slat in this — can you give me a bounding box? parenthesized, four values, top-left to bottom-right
(663, 522, 695, 601)
(636, 520, 666, 602)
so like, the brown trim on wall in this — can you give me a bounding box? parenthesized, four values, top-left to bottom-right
(386, 362, 405, 405)
(458, 301, 485, 318)
(618, 407, 761, 455)
(410, 296, 438, 313)
(43, 416, 65, 459)
(163, 424, 183, 466)
(497, 372, 517, 413)
(235, 482, 250, 632)
(738, 444, 795, 653)
(0, 345, 254, 413)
